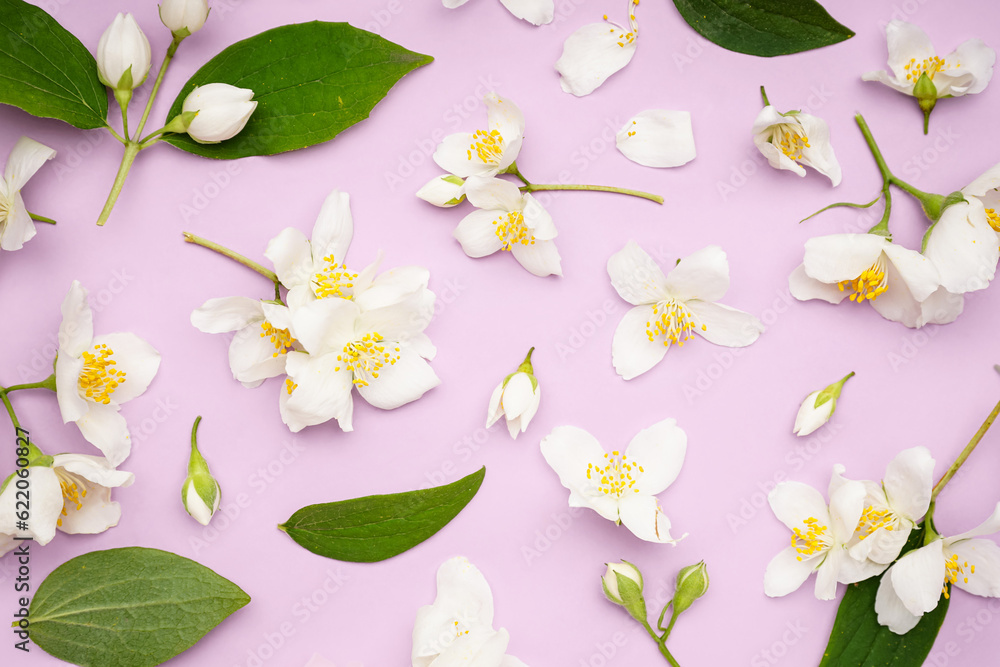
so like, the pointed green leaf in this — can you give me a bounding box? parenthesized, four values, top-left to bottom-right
(29, 547, 250, 667)
(0, 0, 108, 129)
(671, 0, 854, 57)
(818, 530, 949, 667)
(279, 466, 485, 562)
(164, 21, 433, 159)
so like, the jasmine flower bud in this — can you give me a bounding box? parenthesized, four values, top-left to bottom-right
(671, 561, 709, 616)
(181, 416, 221, 526)
(96, 13, 152, 93)
(793, 371, 855, 437)
(181, 83, 257, 144)
(486, 347, 540, 439)
(602, 560, 647, 623)
(159, 0, 210, 39)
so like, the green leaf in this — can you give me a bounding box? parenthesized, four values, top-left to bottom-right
(29, 547, 250, 667)
(279, 466, 486, 562)
(671, 0, 854, 57)
(164, 22, 432, 159)
(0, 0, 108, 129)
(818, 529, 949, 667)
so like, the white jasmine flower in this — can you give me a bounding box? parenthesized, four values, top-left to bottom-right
(181, 417, 220, 527)
(540, 418, 687, 544)
(556, 0, 640, 96)
(616, 110, 696, 168)
(486, 348, 539, 439)
(876, 503, 1000, 634)
(788, 233, 941, 328)
(55, 281, 160, 466)
(191, 297, 295, 388)
(608, 241, 763, 380)
(182, 83, 257, 144)
(454, 176, 561, 277)
(793, 372, 854, 437)
(417, 174, 466, 208)
(432, 93, 524, 179)
(442, 0, 553, 26)
(752, 106, 842, 185)
(96, 13, 152, 91)
(412, 556, 529, 667)
(159, 0, 210, 37)
(1, 137, 56, 252)
(0, 454, 134, 556)
(924, 199, 999, 295)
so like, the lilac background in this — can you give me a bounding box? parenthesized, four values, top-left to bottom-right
(2, 0, 1000, 665)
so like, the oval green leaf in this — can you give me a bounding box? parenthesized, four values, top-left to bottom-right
(164, 21, 433, 159)
(29, 547, 250, 667)
(671, 0, 854, 57)
(818, 528, 949, 667)
(0, 0, 108, 129)
(279, 466, 486, 562)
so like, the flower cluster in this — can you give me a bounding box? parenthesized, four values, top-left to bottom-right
(192, 190, 440, 433)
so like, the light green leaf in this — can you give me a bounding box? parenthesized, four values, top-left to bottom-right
(29, 547, 250, 667)
(671, 0, 854, 57)
(164, 22, 433, 159)
(0, 0, 108, 129)
(279, 466, 485, 562)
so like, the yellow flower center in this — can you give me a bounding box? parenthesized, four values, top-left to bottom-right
(586, 450, 644, 498)
(78, 343, 125, 404)
(260, 322, 296, 358)
(791, 517, 830, 561)
(985, 207, 1000, 232)
(771, 123, 811, 161)
(645, 300, 706, 348)
(453, 620, 470, 639)
(942, 553, 974, 599)
(55, 468, 88, 528)
(312, 255, 358, 299)
(467, 129, 505, 165)
(904, 56, 957, 82)
(284, 378, 298, 395)
(493, 211, 534, 251)
(838, 257, 888, 302)
(334, 332, 401, 387)
(855, 506, 895, 540)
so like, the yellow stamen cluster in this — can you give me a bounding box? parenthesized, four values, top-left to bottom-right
(838, 258, 888, 302)
(453, 620, 470, 638)
(334, 332, 400, 387)
(645, 300, 705, 348)
(985, 207, 1000, 232)
(493, 211, 535, 251)
(284, 378, 298, 395)
(904, 56, 957, 82)
(604, 0, 640, 47)
(942, 553, 974, 599)
(313, 255, 358, 299)
(791, 517, 829, 561)
(56, 469, 88, 528)
(855, 506, 895, 540)
(260, 322, 296, 358)
(627, 120, 637, 138)
(771, 124, 811, 161)
(467, 129, 505, 165)
(78, 344, 125, 405)
(586, 450, 644, 498)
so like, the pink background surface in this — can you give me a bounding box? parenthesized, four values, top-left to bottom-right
(2, 0, 1000, 665)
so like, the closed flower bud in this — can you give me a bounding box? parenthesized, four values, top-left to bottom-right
(181, 416, 221, 526)
(793, 371, 854, 437)
(182, 83, 257, 144)
(671, 560, 709, 616)
(159, 0, 210, 38)
(602, 560, 647, 622)
(97, 13, 152, 92)
(417, 174, 466, 207)
(486, 348, 540, 439)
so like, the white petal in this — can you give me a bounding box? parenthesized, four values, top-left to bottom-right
(309, 190, 354, 267)
(618, 493, 678, 544)
(616, 110, 695, 168)
(0, 192, 35, 251)
(607, 240, 669, 306)
(356, 346, 440, 410)
(789, 263, 849, 304)
(883, 446, 934, 520)
(751, 107, 807, 178)
(768, 481, 829, 533)
(484, 92, 524, 171)
(891, 541, 947, 616)
(611, 305, 667, 380)
(4, 136, 56, 192)
(283, 352, 354, 432)
(868, 254, 926, 328)
(555, 22, 637, 97)
(356, 288, 436, 342)
(499, 373, 535, 420)
(499, 0, 553, 25)
(417, 175, 465, 208)
(942, 39, 995, 96)
(433, 132, 492, 178)
(881, 239, 940, 302)
(191, 296, 263, 333)
(924, 200, 998, 294)
(686, 301, 764, 348)
(73, 403, 131, 467)
(624, 418, 686, 496)
(802, 234, 886, 284)
(814, 547, 843, 600)
(486, 382, 504, 428)
(876, 571, 923, 634)
(949, 502, 1000, 542)
(964, 162, 1000, 198)
(764, 546, 819, 597)
(59, 280, 94, 357)
(265, 228, 313, 289)
(521, 194, 556, 241)
(56, 480, 121, 535)
(290, 297, 358, 356)
(412, 558, 496, 660)
(0, 467, 61, 545)
(539, 426, 619, 522)
(918, 287, 964, 326)
(53, 453, 133, 489)
(464, 175, 524, 212)
(663, 246, 731, 302)
(510, 238, 562, 277)
(793, 391, 833, 437)
(89, 333, 160, 404)
(229, 326, 287, 385)
(885, 20, 937, 83)
(454, 210, 504, 258)
(796, 113, 842, 186)
(950, 539, 1000, 598)
(861, 525, 911, 565)
(355, 266, 430, 313)
(55, 351, 88, 424)
(828, 480, 866, 544)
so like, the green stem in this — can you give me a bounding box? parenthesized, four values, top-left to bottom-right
(96, 141, 141, 226)
(640, 621, 680, 666)
(930, 396, 1000, 502)
(105, 124, 126, 144)
(521, 183, 663, 204)
(506, 161, 532, 186)
(134, 39, 180, 140)
(183, 232, 281, 286)
(138, 134, 170, 149)
(0, 392, 19, 431)
(0, 375, 57, 395)
(854, 114, 894, 184)
(28, 212, 57, 225)
(115, 89, 132, 142)
(760, 85, 770, 107)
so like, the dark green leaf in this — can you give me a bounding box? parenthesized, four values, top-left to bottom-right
(671, 0, 854, 57)
(164, 21, 432, 159)
(29, 547, 250, 667)
(279, 466, 485, 562)
(0, 0, 108, 129)
(818, 529, 949, 667)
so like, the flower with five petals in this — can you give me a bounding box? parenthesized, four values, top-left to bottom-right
(432, 93, 524, 180)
